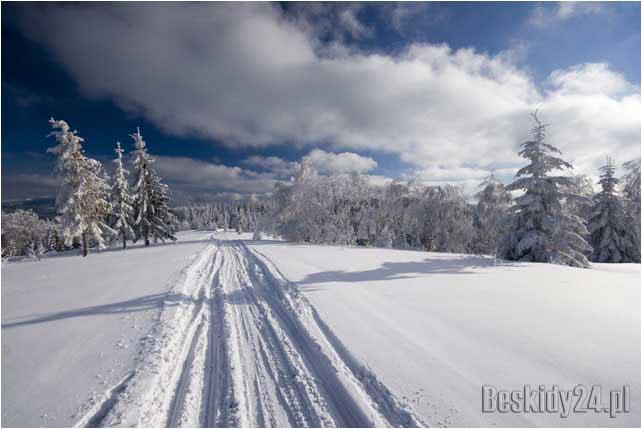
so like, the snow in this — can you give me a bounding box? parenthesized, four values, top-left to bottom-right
(1, 231, 214, 427)
(2, 231, 639, 427)
(247, 239, 640, 427)
(95, 235, 424, 427)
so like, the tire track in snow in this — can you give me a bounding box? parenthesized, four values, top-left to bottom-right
(201, 251, 234, 428)
(211, 242, 335, 427)
(242, 242, 426, 428)
(250, 245, 427, 428)
(88, 243, 219, 427)
(88, 238, 424, 427)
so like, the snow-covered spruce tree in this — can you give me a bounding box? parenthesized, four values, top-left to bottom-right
(472, 174, 512, 255)
(588, 158, 637, 262)
(149, 173, 178, 242)
(621, 159, 641, 262)
(497, 111, 592, 267)
(110, 142, 135, 249)
(48, 118, 113, 257)
(130, 128, 176, 246)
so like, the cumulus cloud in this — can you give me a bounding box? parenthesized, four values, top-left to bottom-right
(546, 63, 637, 97)
(306, 149, 377, 174)
(15, 3, 640, 186)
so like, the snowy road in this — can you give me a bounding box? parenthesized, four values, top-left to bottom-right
(88, 239, 423, 427)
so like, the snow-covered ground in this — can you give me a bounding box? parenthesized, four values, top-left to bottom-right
(247, 237, 640, 427)
(2, 231, 639, 427)
(1, 231, 215, 427)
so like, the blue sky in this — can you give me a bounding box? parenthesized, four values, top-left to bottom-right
(2, 2, 640, 203)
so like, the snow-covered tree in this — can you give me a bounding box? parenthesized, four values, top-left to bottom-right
(472, 174, 512, 255)
(47, 118, 113, 257)
(1, 210, 48, 257)
(621, 159, 641, 262)
(497, 111, 592, 267)
(588, 158, 637, 262)
(110, 142, 135, 249)
(149, 173, 178, 243)
(420, 185, 475, 253)
(130, 128, 176, 246)
(272, 157, 321, 243)
(563, 174, 595, 223)
(373, 224, 394, 248)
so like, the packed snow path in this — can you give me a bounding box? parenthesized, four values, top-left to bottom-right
(86, 240, 424, 428)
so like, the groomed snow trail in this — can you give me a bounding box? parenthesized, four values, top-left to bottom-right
(84, 239, 424, 428)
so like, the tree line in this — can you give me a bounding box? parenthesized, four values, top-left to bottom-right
(172, 201, 270, 233)
(259, 112, 640, 267)
(2, 113, 640, 266)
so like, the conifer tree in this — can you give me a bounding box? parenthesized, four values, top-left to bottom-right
(48, 118, 113, 257)
(622, 159, 641, 262)
(110, 142, 135, 249)
(497, 111, 592, 267)
(130, 128, 176, 246)
(588, 157, 637, 262)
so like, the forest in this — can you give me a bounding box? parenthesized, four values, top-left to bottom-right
(2, 113, 640, 266)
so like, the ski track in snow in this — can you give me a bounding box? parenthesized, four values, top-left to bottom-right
(78, 238, 425, 428)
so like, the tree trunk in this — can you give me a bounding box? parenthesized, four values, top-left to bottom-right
(145, 230, 150, 247)
(82, 232, 88, 257)
(122, 228, 127, 250)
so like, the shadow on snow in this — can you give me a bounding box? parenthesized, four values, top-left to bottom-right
(1, 292, 198, 329)
(297, 256, 516, 286)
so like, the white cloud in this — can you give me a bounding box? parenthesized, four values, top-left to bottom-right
(528, 2, 604, 27)
(547, 63, 636, 97)
(17, 3, 640, 186)
(151, 152, 384, 202)
(288, 3, 372, 43)
(241, 155, 299, 179)
(154, 156, 278, 196)
(306, 149, 377, 174)
(382, 3, 446, 38)
(363, 174, 394, 187)
(338, 8, 372, 40)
